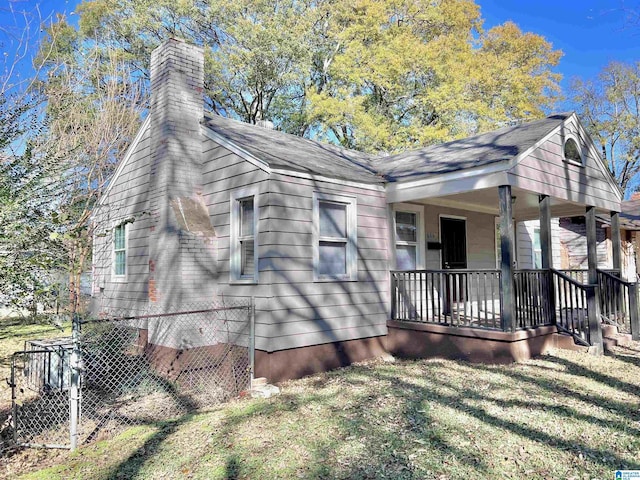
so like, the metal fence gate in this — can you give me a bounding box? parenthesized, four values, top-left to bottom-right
(8, 300, 254, 451)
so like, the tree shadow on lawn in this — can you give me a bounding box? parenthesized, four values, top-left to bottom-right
(102, 379, 492, 480)
(102, 353, 640, 479)
(605, 345, 640, 369)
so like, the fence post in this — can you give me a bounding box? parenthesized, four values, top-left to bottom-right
(10, 355, 18, 446)
(629, 284, 640, 341)
(250, 297, 255, 388)
(69, 313, 81, 451)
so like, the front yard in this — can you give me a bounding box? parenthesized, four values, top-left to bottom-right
(2, 340, 639, 480)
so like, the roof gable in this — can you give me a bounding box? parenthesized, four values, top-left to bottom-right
(506, 113, 622, 210)
(95, 115, 151, 210)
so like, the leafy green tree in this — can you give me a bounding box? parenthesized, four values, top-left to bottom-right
(571, 61, 640, 195)
(73, 0, 562, 151)
(306, 2, 562, 152)
(76, 0, 317, 130)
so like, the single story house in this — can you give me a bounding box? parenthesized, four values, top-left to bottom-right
(91, 39, 630, 382)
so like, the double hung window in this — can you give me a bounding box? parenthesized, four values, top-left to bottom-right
(393, 204, 423, 270)
(231, 189, 258, 282)
(113, 222, 127, 280)
(314, 193, 357, 281)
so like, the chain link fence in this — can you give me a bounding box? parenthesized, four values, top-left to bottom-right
(6, 299, 253, 452)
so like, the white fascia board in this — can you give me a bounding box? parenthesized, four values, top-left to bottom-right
(202, 125, 271, 173)
(94, 115, 152, 213)
(384, 162, 510, 203)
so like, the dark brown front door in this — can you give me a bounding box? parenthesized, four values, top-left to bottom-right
(441, 217, 467, 269)
(441, 217, 467, 316)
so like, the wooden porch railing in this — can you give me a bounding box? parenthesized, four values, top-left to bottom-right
(513, 270, 554, 328)
(390, 269, 501, 329)
(391, 267, 640, 343)
(597, 269, 640, 339)
(551, 269, 594, 345)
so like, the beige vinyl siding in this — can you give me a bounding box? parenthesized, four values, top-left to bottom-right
(509, 117, 621, 211)
(261, 172, 389, 352)
(92, 121, 152, 313)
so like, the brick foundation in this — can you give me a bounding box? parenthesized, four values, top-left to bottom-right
(134, 330, 249, 394)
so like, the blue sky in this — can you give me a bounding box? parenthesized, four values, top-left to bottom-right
(1, 0, 638, 105)
(480, 0, 640, 106)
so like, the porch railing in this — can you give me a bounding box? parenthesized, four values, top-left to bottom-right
(391, 267, 640, 343)
(558, 268, 618, 285)
(390, 269, 501, 329)
(513, 270, 554, 328)
(597, 269, 637, 335)
(551, 269, 593, 345)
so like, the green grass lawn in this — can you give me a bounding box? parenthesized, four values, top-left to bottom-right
(4, 342, 640, 480)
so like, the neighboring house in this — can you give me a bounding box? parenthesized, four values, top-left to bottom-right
(91, 39, 625, 382)
(517, 202, 640, 282)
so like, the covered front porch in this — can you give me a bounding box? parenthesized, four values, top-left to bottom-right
(376, 113, 638, 360)
(386, 186, 637, 359)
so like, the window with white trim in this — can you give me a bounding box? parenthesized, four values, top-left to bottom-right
(113, 222, 127, 279)
(394, 206, 423, 270)
(230, 189, 258, 283)
(313, 193, 357, 281)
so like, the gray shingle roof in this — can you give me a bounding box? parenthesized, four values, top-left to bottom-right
(203, 113, 573, 184)
(371, 114, 572, 181)
(203, 115, 382, 184)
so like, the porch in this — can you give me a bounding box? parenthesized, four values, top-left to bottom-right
(385, 184, 638, 357)
(389, 267, 640, 348)
(380, 113, 634, 359)
(387, 181, 640, 360)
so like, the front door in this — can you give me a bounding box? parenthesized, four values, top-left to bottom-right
(441, 217, 467, 316)
(441, 217, 467, 269)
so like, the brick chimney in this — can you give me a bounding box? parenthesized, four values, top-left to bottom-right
(149, 38, 204, 197)
(148, 39, 215, 311)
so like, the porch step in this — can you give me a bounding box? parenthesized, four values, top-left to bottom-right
(551, 332, 589, 352)
(553, 325, 633, 352)
(602, 324, 633, 350)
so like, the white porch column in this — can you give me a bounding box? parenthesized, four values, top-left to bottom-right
(499, 185, 515, 332)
